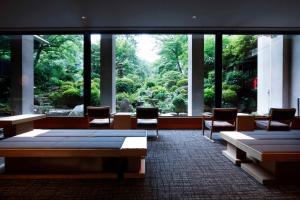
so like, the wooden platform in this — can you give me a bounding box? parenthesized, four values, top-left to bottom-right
(0, 129, 147, 179)
(220, 130, 300, 184)
(0, 114, 45, 138)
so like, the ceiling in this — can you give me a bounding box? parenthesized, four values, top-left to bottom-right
(0, 0, 300, 32)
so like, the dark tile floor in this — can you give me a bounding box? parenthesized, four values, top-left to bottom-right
(0, 130, 300, 200)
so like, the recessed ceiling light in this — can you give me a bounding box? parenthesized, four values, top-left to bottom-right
(192, 16, 197, 19)
(81, 16, 87, 20)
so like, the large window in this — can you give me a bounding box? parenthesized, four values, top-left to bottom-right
(33, 35, 84, 116)
(91, 34, 101, 106)
(2, 33, 298, 118)
(115, 34, 188, 115)
(204, 35, 216, 112)
(222, 35, 257, 113)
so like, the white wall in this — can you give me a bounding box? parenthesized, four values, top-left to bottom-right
(257, 35, 290, 114)
(257, 36, 271, 114)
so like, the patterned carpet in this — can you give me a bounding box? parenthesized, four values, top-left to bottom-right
(0, 130, 300, 200)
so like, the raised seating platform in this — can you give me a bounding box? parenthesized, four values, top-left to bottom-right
(0, 114, 46, 138)
(0, 129, 147, 179)
(220, 130, 300, 184)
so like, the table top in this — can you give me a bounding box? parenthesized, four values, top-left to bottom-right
(0, 129, 147, 157)
(220, 130, 300, 162)
(0, 114, 46, 126)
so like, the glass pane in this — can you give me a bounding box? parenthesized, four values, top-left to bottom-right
(91, 34, 101, 106)
(115, 34, 188, 116)
(222, 35, 257, 113)
(33, 35, 84, 116)
(204, 35, 215, 113)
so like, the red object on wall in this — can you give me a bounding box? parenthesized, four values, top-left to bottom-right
(252, 77, 257, 89)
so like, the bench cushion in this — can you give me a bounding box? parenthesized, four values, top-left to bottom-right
(204, 120, 235, 131)
(137, 119, 157, 125)
(255, 120, 290, 131)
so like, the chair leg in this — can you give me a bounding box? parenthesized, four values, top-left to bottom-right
(156, 129, 159, 138)
(210, 130, 213, 140)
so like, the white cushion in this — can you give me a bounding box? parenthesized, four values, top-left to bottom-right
(137, 119, 157, 125)
(90, 118, 112, 125)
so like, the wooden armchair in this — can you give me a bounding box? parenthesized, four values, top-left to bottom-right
(136, 107, 159, 138)
(202, 108, 238, 140)
(255, 108, 296, 131)
(87, 106, 113, 129)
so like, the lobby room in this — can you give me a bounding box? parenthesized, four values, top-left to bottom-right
(1, 0, 300, 199)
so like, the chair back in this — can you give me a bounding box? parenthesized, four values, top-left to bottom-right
(87, 106, 110, 119)
(269, 108, 296, 121)
(136, 107, 159, 119)
(213, 108, 238, 122)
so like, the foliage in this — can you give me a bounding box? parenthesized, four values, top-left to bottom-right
(34, 35, 84, 109)
(177, 79, 188, 87)
(172, 94, 187, 114)
(116, 77, 137, 93)
(222, 89, 238, 106)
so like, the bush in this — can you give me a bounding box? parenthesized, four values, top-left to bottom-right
(146, 81, 156, 88)
(50, 87, 81, 108)
(225, 71, 244, 86)
(177, 79, 188, 87)
(172, 94, 187, 114)
(165, 80, 177, 89)
(204, 87, 214, 106)
(116, 92, 130, 102)
(222, 89, 237, 106)
(91, 78, 100, 105)
(116, 78, 136, 94)
(152, 86, 168, 101)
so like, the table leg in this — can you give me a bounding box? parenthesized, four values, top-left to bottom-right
(222, 143, 246, 165)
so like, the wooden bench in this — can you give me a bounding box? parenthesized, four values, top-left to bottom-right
(220, 130, 300, 184)
(0, 114, 46, 138)
(0, 129, 147, 179)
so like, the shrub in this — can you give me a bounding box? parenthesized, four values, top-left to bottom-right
(204, 87, 214, 106)
(146, 81, 156, 88)
(222, 89, 237, 106)
(116, 78, 136, 94)
(172, 94, 187, 114)
(177, 79, 188, 87)
(152, 86, 168, 101)
(165, 80, 177, 89)
(225, 70, 244, 86)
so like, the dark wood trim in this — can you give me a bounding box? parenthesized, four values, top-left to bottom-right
(214, 33, 222, 108)
(34, 117, 89, 129)
(33, 116, 300, 130)
(83, 33, 91, 115)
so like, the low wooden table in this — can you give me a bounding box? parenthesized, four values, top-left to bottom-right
(220, 131, 300, 184)
(236, 113, 255, 131)
(113, 112, 132, 129)
(0, 114, 46, 138)
(0, 129, 147, 179)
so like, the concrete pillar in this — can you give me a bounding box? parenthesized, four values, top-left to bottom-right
(257, 35, 290, 114)
(269, 36, 290, 108)
(188, 34, 204, 116)
(100, 34, 116, 112)
(290, 36, 300, 115)
(10, 35, 34, 115)
(257, 36, 271, 114)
